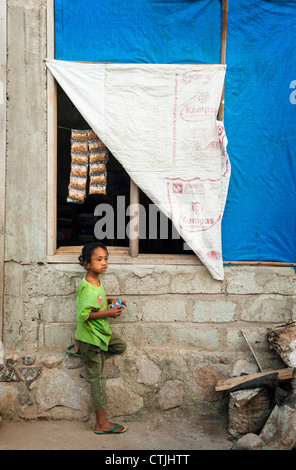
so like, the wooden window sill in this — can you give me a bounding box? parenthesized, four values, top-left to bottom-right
(47, 248, 296, 268)
(47, 247, 202, 265)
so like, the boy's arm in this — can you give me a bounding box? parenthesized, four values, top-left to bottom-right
(88, 308, 123, 320)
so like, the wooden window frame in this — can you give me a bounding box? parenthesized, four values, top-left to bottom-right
(46, 0, 202, 266)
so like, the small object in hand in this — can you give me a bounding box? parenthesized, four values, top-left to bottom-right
(110, 298, 122, 309)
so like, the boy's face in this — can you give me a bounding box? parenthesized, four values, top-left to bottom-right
(87, 247, 108, 274)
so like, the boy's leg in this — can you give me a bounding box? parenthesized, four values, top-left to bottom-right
(78, 341, 106, 410)
(105, 331, 127, 360)
(78, 339, 127, 434)
(74, 338, 80, 353)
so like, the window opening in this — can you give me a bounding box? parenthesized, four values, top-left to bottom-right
(57, 84, 192, 254)
(57, 85, 130, 249)
(138, 190, 193, 255)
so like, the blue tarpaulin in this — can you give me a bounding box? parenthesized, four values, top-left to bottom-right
(54, 0, 222, 64)
(54, 0, 296, 263)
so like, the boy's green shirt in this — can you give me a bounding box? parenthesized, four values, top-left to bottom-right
(75, 276, 112, 350)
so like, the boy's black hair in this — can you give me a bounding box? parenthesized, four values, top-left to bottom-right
(78, 241, 108, 267)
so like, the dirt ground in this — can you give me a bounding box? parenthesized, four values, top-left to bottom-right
(0, 414, 233, 451)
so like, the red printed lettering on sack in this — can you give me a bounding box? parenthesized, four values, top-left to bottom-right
(180, 105, 218, 122)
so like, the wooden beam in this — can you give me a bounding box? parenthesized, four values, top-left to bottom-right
(218, 0, 228, 122)
(129, 179, 140, 257)
(47, 246, 296, 267)
(47, 0, 57, 257)
(47, 251, 203, 264)
(241, 329, 263, 372)
(224, 261, 296, 267)
(215, 368, 295, 392)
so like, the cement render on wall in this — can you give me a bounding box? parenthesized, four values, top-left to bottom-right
(6, 0, 47, 264)
(2, 0, 296, 421)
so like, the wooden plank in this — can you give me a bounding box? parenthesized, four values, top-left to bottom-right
(129, 179, 140, 257)
(224, 261, 296, 266)
(47, 252, 203, 264)
(241, 329, 263, 372)
(47, 0, 57, 257)
(47, 248, 296, 267)
(57, 245, 129, 254)
(220, 0, 228, 65)
(215, 368, 295, 391)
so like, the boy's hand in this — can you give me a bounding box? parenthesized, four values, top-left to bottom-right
(107, 307, 123, 318)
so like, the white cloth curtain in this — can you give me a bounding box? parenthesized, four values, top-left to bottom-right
(46, 60, 230, 280)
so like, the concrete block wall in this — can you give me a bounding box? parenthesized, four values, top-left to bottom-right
(4, 263, 296, 354)
(1, 262, 294, 421)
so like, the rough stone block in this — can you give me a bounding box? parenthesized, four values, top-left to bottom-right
(35, 369, 86, 412)
(260, 404, 296, 450)
(193, 361, 228, 402)
(170, 356, 188, 372)
(158, 380, 184, 410)
(136, 357, 161, 385)
(0, 384, 19, 417)
(106, 378, 144, 416)
(19, 366, 41, 387)
(231, 433, 263, 450)
(0, 367, 20, 382)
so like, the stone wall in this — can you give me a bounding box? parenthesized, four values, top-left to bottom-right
(1, 262, 294, 421)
